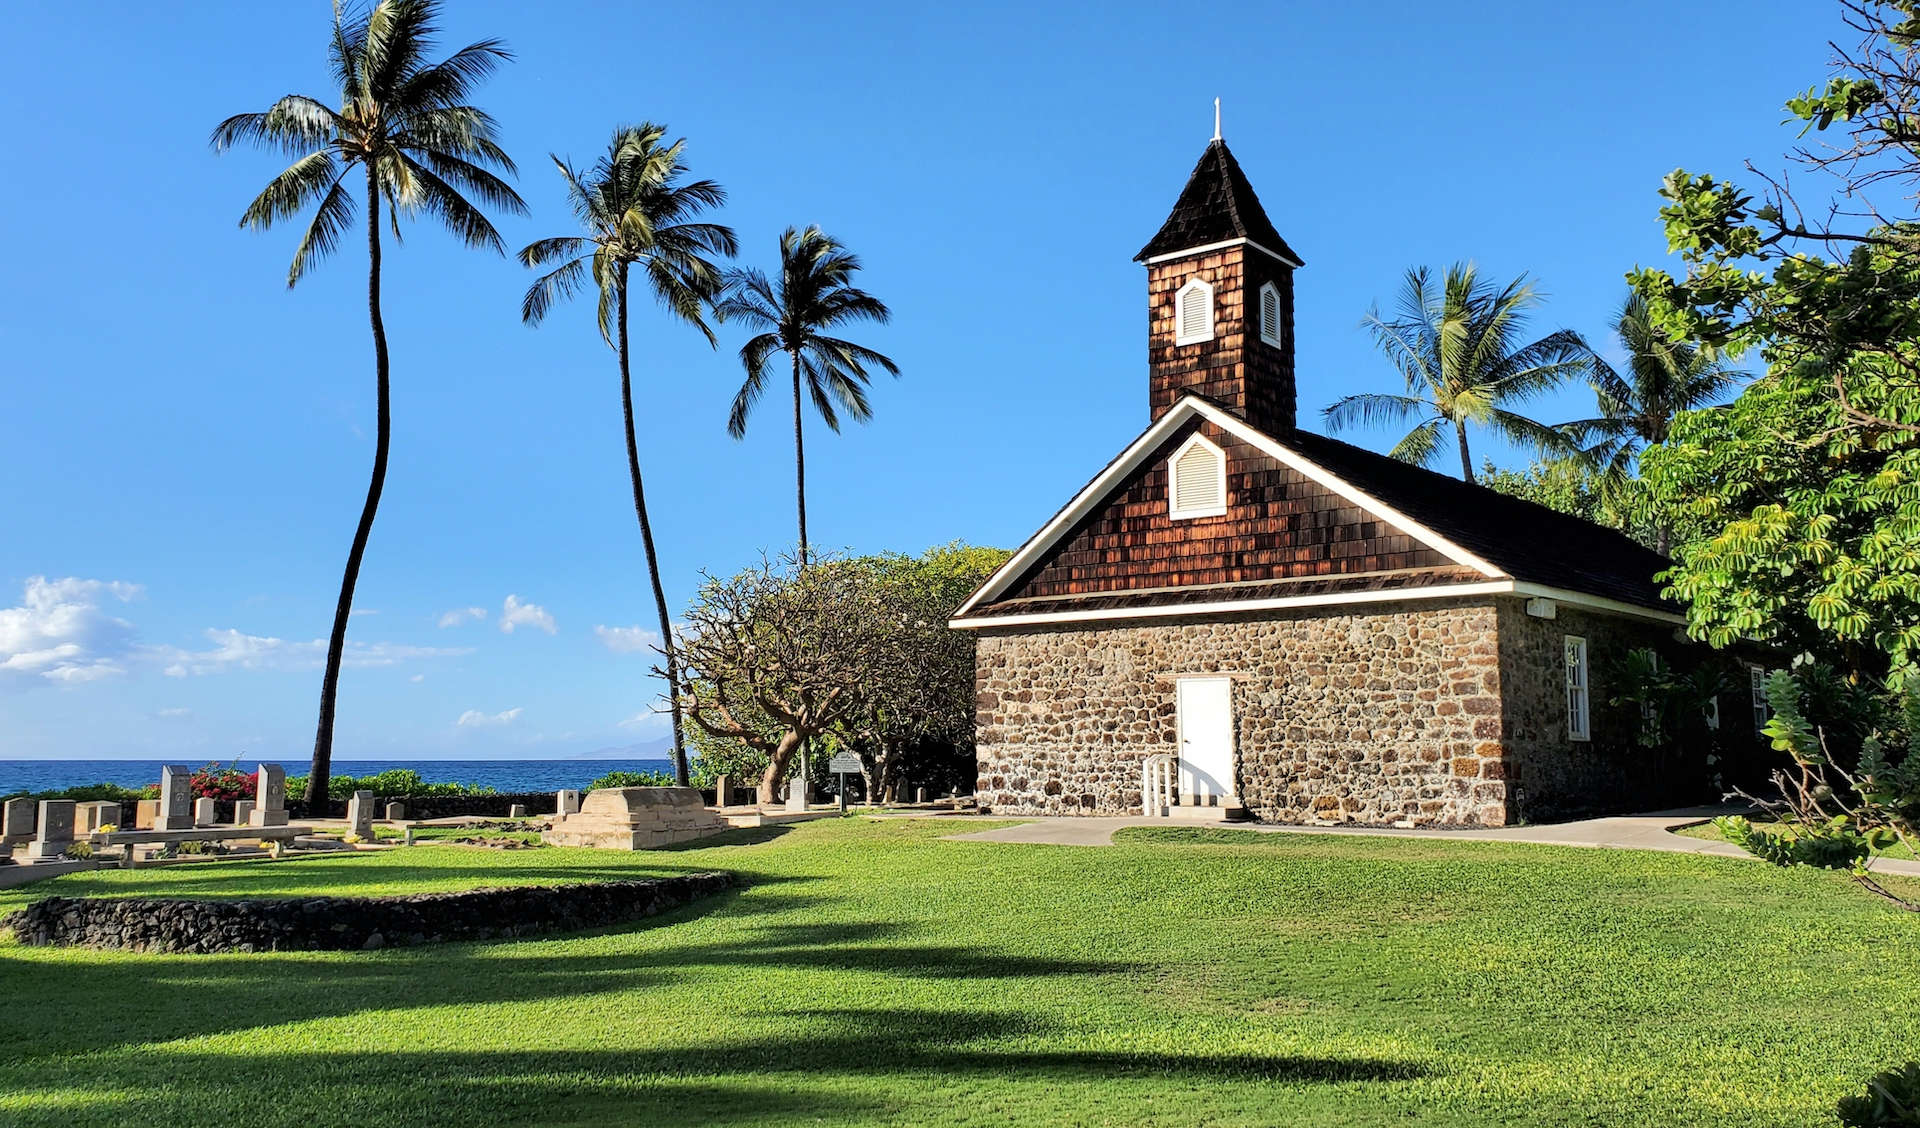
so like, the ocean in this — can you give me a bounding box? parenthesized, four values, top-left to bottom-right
(0, 759, 678, 796)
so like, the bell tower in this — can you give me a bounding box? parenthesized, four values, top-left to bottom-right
(1136, 136, 1301, 433)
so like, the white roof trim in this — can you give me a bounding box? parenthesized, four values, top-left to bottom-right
(950, 396, 1502, 620)
(1142, 237, 1302, 268)
(949, 580, 1684, 630)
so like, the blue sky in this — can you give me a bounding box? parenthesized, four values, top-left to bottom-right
(0, 1, 1836, 761)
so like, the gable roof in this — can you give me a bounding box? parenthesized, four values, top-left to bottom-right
(1135, 140, 1304, 266)
(952, 396, 1679, 627)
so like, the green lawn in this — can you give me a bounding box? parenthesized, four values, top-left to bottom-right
(2, 818, 1917, 1127)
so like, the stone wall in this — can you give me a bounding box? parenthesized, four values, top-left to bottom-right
(1, 872, 732, 954)
(973, 601, 1510, 826)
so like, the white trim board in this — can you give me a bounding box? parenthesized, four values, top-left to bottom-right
(949, 395, 1503, 621)
(949, 580, 1685, 631)
(1142, 237, 1302, 268)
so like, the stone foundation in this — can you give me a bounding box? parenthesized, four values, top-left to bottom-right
(541, 787, 728, 850)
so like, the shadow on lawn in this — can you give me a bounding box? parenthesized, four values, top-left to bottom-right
(0, 1008, 1428, 1127)
(0, 895, 1147, 1060)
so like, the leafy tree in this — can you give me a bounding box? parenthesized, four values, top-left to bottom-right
(1324, 263, 1594, 482)
(1560, 293, 1744, 552)
(715, 227, 898, 564)
(832, 543, 1009, 802)
(212, 0, 525, 803)
(1477, 459, 1658, 546)
(518, 124, 736, 786)
(1629, 2, 1920, 680)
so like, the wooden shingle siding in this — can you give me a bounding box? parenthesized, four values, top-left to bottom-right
(1147, 245, 1295, 434)
(1004, 419, 1451, 600)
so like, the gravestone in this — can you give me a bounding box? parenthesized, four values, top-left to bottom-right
(26, 801, 76, 860)
(508, 803, 528, 818)
(3, 797, 36, 842)
(346, 791, 375, 839)
(249, 764, 288, 827)
(556, 790, 581, 816)
(78, 802, 120, 833)
(712, 775, 732, 808)
(234, 800, 254, 827)
(542, 788, 727, 850)
(134, 800, 160, 829)
(914, 787, 927, 805)
(192, 797, 218, 827)
(384, 802, 407, 821)
(155, 765, 193, 831)
(784, 776, 808, 814)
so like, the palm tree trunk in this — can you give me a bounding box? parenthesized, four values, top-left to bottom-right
(614, 266, 691, 787)
(1455, 421, 1474, 483)
(308, 166, 392, 806)
(791, 351, 809, 567)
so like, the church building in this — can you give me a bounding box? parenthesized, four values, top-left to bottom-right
(950, 136, 1745, 827)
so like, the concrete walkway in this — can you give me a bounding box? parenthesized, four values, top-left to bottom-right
(938, 808, 1920, 878)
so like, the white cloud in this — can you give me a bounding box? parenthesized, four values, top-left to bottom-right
(438, 606, 487, 628)
(456, 707, 522, 728)
(350, 608, 380, 617)
(595, 624, 661, 654)
(0, 576, 142, 685)
(499, 595, 556, 635)
(158, 707, 191, 716)
(409, 674, 425, 683)
(157, 629, 471, 677)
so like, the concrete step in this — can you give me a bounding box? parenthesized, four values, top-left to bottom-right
(1148, 804, 1253, 823)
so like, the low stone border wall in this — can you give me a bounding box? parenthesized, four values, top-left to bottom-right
(1, 872, 732, 954)
(289, 792, 560, 820)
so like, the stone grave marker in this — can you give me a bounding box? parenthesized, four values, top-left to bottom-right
(384, 801, 407, 821)
(234, 799, 255, 827)
(79, 802, 120, 833)
(134, 800, 160, 829)
(556, 790, 581, 817)
(346, 791, 375, 839)
(508, 803, 528, 818)
(156, 765, 193, 830)
(249, 764, 288, 827)
(26, 800, 76, 860)
(192, 797, 218, 827)
(3, 797, 36, 842)
(712, 775, 732, 808)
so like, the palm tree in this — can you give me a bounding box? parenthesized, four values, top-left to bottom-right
(1325, 263, 1594, 483)
(715, 227, 898, 565)
(212, 0, 524, 805)
(518, 124, 735, 787)
(1561, 292, 1743, 553)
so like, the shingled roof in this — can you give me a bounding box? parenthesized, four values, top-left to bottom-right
(1135, 139, 1304, 264)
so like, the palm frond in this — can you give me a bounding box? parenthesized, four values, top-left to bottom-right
(520, 253, 592, 325)
(728, 334, 782, 438)
(1322, 392, 1428, 434)
(210, 96, 340, 155)
(1386, 418, 1447, 469)
(238, 151, 344, 231)
(286, 176, 356, 287)
(395, 153, 505, 252)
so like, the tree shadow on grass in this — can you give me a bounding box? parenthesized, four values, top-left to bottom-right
(0, 894, 1148, 1061)
(0, 1008, 1430, 1128)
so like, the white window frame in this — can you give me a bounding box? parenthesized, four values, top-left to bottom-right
(1173, 278, 1215, 345)
(1167, 433, 1228, 520)
(1564, 636, 1591, 742)
(1257, 281, 1283, 348)
(1750, 666, 1770, 738)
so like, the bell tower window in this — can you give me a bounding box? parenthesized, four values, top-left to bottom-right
(1258, 281, 1282, 348)
(1174, 279, 1215, 345)
(1168, 434, 1227, 519)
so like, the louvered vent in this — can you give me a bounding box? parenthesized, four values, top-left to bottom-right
(1260, 284, 1280, 345)
(1177, 282, 1212, 342)
(1171, 440, 1224, 515)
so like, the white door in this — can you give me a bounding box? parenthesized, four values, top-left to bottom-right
(1176, 677, 1234, 804)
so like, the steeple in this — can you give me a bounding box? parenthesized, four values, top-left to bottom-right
(1137, 138, 1301, 433)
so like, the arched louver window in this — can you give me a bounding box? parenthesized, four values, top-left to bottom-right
(1258, 282, 1282, 348)
(1174, 279, 1214, 345)
(1169, 434, 1227, 519)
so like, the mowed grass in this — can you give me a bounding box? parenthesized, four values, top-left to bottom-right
(1, 819, 1917, 1128)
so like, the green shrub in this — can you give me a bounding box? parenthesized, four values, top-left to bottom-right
(0, 782, 149, 805)
(285, 770, 498, 800)
(586, 769, 676, 790)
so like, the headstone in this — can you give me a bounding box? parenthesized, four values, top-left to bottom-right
(135, 799, 160, 830)
(384, 801, 407, 821)
(712, 775, 732, 808)
(249, 764, 288, 827)
(914, 786, 927, 804)
(79, 801, 121, 833)
(2, 797, 36, 841)
(556, 790, 581, 817)
(784, 776, 808, 814)
(192, 797, 218, 827)
(508, 803, 528, 818)
(156, 765, 193, 830)
(26, 800, 76, 860)
(346, 791, 375, 839)
(234, 799, 255, 827)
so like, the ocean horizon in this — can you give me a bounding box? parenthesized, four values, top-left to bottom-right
(0, 758, 679, 796)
